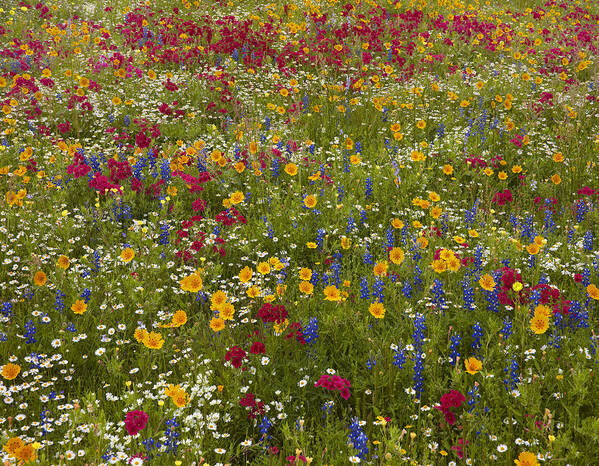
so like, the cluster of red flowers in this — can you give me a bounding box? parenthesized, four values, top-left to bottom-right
(314, 374, 351, 400)
(239, 392, 265, 419)
(124, 410, 149, 436)
(258, 303, 288, 324)
(225, 345, 246, 369)
(434, 390, 465, 425)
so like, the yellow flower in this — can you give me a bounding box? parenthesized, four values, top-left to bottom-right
(514, 451, 539, 466)
(431, 259, 447, 274)
(373, 261, 388, 277)
(120, 248, 135, 263)
(416, 120, 426, 129)
(534, 305, 551, 319)
(553, 152, 564, 162)
(210, 317, 225, 332)
(299, 281, 314, 295)
(306, 242, 317, 249)
(368, 302, 385, 319)
(446, 256, 461, 272)
(389, 247, 405, 265)
(171, 389, 189, 408)
(171, 310, 188, 327)
(230, 191, 244, 204)
(1, 363, 21, 380)
(391, 218, 404, 229)
(323, 285, 341, 302)
(442, 164, 454, 175)
(526, 243, 540, 255)
(304, 195, 317, 208)
(71, 299, 87, 315)
(468, 229, 479, 238)
(220, 302, 235, 320)
(299, 268, 312, 281)
(530, 315, 549, 334)
(340, 236, 351, 249)
(550, 174, 561, 185)
(239, 266, 253, 283)
(33, 270, 47, 286)
(285, 163, 298, 176)
(464, 357, 482, 375)
(257, 262, 271, 275)
(142, 331, 165, 349)
(180, 272, 203, 292)
(479, 274, 496, 291)
(211, 290, 228, 311)
(512, 282, 523, 292)
(587, 284, 599, 300)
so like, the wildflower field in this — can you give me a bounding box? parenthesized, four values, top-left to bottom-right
(1, 0, 599, 464)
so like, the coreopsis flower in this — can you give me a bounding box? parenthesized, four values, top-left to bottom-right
(120, 248, 135, 263)
(368, 302, 385, 319)
(180, 272, 203, 292)
(1, 363, 21, 380)
(56, 255, 70, 269)
(323, 285, 341, 302)
(239, 266, 253, 283)
(514, 451, 539, 466)
(71, 299, 88, 315)
(33, 271, 47, 286)
(464, 357, 482, 375)
(479, 274, 496, 291)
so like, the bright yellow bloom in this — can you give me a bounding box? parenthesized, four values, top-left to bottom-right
(239, 266, 253, 283)
(389, 247, 405, 265)
(71, 299, 87, 315)
(464, 357, 482, 375)
(120, 248, 135, 262)
(33, 270, 47, 286)
(143, 331, 165, 349)
(1, 363, 21, 380)
(210, 317, 225, 332)
(587, 284, 599, 300)
(368, 302, 385, 319)
(180, 272, 203, 292)
(479, 274, 496, 291)
(57, 255, 70, 269)
(530, 315, 549, 334)
(304, 195, 317, 208)
(514, 451, 539, 466)
(285, 163, 298, 176)
(323, 285, 341, 302)
(373, 261, 388, 277)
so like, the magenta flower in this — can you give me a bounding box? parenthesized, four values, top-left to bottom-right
(124, 410, 149, 436)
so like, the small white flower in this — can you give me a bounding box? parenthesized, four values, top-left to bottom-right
(497, 444, 508, 452)
(214, 447, 226, 454)
(65, 451, 76, 460)
(349, 456, 361, 463)
(95, 348, 106, 357)
(51, 339, 61, 348)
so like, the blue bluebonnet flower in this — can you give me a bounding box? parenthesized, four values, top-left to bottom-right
(471, 323, 483, 356)
(504, 356, 519, 391)
(413, 314, 426, 398)
(164, 417, 179, 454)
(25, 320, 37, 344)
(431, 279, 446, 307)
(584, 231, 594, 252)
(366, 355, 376, 370)
(402, 281, 412, 298)
(303, 317, 319, 345)
(55, 289, 66, 312)
(1, 301, 13, 318)
(360, 277, 370, 300)
(365, 176, 373, 199)
(259, 416, 272, 443)
(461, 278, 475, 311)
(348, 417, 369, 459)
(467, 384, 481, 414)
(449, 334, 461, 366)
(372, 278, 384, 303)
(393, 347, 406, 369)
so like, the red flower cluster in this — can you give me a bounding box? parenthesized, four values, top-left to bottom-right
(225, 345, 246, 368)
(492, 189, 513, 206)
(239, 392, 265, 419)
(124, 410, 149, 436)
(258, 303, 288, 323)
(434, 390, 465, 425)
(314, 374, 351, 400)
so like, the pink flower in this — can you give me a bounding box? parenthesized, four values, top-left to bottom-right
(124, 410, 149, 436)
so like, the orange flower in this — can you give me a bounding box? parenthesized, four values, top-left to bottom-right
(1, 363, 21, 380)
(33, 271, 47, 286)
(3, 436, 24, 457)
(239, 266, 253, 283)
(56, 255, 70, 269)
(120, 248, 135, 262)
(71, 299, 88, 315)
(373, 261, 388, 277)
(586, 284, 599, 300)
(514, 451, 539, 466)
(368, 302, 385, 319)
(479, 274, 496, 291)
(464, 357, 482, 375)
(323, 285, 341, 302)
(389, 247, 405, 265)
(15, 443, 36, 463)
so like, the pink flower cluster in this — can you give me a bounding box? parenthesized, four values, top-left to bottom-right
(124, 410, 149, 436)
(314, 374, 351, 400)
(434, 390, 465, 425)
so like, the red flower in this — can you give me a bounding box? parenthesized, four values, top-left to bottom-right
(124, 410, 149, 436)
